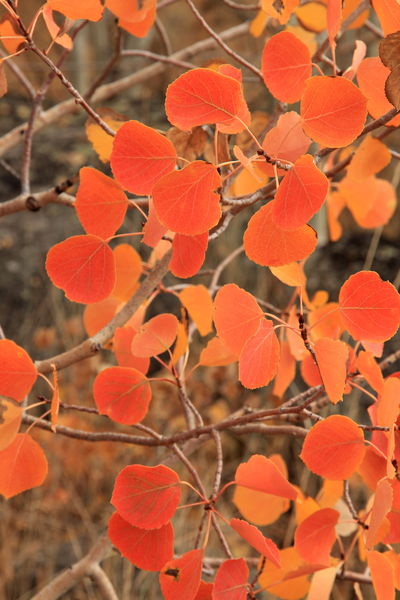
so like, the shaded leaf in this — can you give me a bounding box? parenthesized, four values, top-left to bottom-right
(262, 111, 311, 166)
(199, 337, 237, 367)
(131, 314, 179, 357)
(179, 285, 213, 336)
(113, 327, 150, 373)
(314, 338, 349, 404)
(366, 478, 393, 549)
(83, 297, 119, 337)
(230, 519, 281, 567)
(357, 58, 400, 127)
(0, 399, 22, 451)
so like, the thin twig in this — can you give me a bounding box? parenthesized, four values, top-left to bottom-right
(121, 49, 195, 70)
(88, 565, 119, 600)
(212, 429, 223, 497)
(0, 47, 35, 98)
(155, 17, 172, 55)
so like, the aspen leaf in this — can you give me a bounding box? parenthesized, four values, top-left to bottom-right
(0, 339, 37, 402)
(235, 454, 297, 500)
(307, 567, 337, 600)
(108, 512, 173, 571)
(0, 16, 25, 54)
(262, 112, 311, 165)
(118, 5, 156, 38)
(179, 285, 213, 336)
(339, 176, 396, 229)
(244, 201, 318, 267)
(294, 508, 339, 565)
(326, 192, 345, 242)
(105, 0, 155, 22)
(343, 39, 367, 80)
(367, 550, 395, 600)
(75, 167, 128, 239)
(357, 58, 400, 127)
(356, 351, 384, 394)
(113, 327, 150, 374)
(0, 399, 22, 451)
(142, 199, 168, 248)
(239, 319, 280, 389)
(230, 519, 281, 568)
(131, 314, 179, 357)
(111, 464, 181, 529)
(83, 297, 119, 337)
(171, 320, 188, 364)
(380, 31, 400, 109)
(93, 366, 151, 425)
(50, 366, 59, 432)
(372, 0, 400, 36)
(110, 120, 177, 195)
(301, 76, 367, 147)
(258, 546, 311, 600)
(230, 164, 269, 196)
(261, 31, 312, 103)
(366, 478, 393, 549)
(170, 233, 208, 278)
(273, 340, 296, 398)
(152, 161, 221, 235)
(216, 65, 251, 134)
(347, 136, 391, 180)
(213, 558, 249, 600)
(46, 235, 116, 304)
(47, 0, 103, 21)
(327, 0, 342, 47)
(199, 337, 238, 367)
(261, 0, 300, 25)
(338, 271, 400, 342)
(160, 549, 203, 600)
(86, 110, 126, 162)
(195, 581, 213, 599)
(376, 378, 400, 428)
(0, 434, 48, 498)
(384, 551, 400, 590)
(308, 302, 343, 340)
(295, 2, 326, 32)
(272, 155, 329, 230)
(166, 126, 207, 162)
(42, 5, 72, 50)
(301, 415, 366, 479)
(314, 338, 349, 404)
(214, 284, 263, 355)
(165, 68, 250, 133)
(358, 446, 387, 490)
(112, 244, 142, 301)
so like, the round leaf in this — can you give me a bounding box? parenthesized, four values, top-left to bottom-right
(0, 339, 37, 402)
(131, 313, 179, 357)
(0, 434, 48, 498)
(160, 549, 203, 600)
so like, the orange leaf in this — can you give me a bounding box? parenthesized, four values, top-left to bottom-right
(358, 446, 387, 490)
(262, 111, 311, 164)
(273, 339, 296, 398)
(262, 0, 300, 24)
(308, 302, 343, 340)
(235, 454, 298, 500)
(367, 550, 395, 600)
(118, 5, 156, 38)
(111, 464, 181, 529)
(152, 161, 221, 235)
(339, 176, 396, 229)
(0, 434, 48, 498)
(327, 0, 342, 47)
(165, 68, 250, 133)
(307, 566, 337, 600)
(42, 5, 72, 50)
(239, 319, 280, 389)
(295, 2, 326, 32)
(300, 354, 322, 387)
(376, 378, 400, 428)
(258, 546, 311, 599)
(47, 0, 103, 21)
(366, 478, 393, 549)
(230, 519, 281, 568)
(216, 65, 251, 134)
(338, 271, 400, 342)
(294, 507, 339, 565)
(301, 76, 367, 147)
(261, 31, 312, 103)
(110, 120, 177, 195)
(160, 549, 203, 600)
(170, 233, 208, 278)
(131, 313, 178, 357)
(214, 284, 263, 355)
(105, 0, 155, 22)
(272, 155, 329, 230)
(301, 415, 366, 479)
(75, 167, 128, 239)
(244, 201, 318, 267)
(357, 58, 400, 127)
(314, 338, 349, 404)
(179, 285, 213, 336)
(194, 581, 213, 599)
(347, 136, 391, 180)
(85, 110, 126, 163)
(371, 0, 400, 36)
(199, 336, 238, 367)
(213, 558, 248, 600)
(142, 198, 168, 248)
(113, 327, 150, 373)
(93, 366, 151, 425)
(0, 16, 25, 54)
(0, 339, 37, 402)
(46, 235, 116, 304)
(83, 297, 119, 336)
(112, 244, 142, 301)
(108, 512, 173, 571)
(356, 351, 384, 394)
(0, 399, 22, 451)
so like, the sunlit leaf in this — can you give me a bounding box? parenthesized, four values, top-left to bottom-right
(357, 58, 400, 127)
(356, 351, 384, 394)
(307, 567, 337, 600)
(47, 0, 103, 20)
(230, 519, 281, 567)
(131, 313, 179, 357)
(314, 338, 349, 404)
(371, 0, 400, 36)
(113, 327, 150, 373)
(258, 546, 311, 600)
(376, 378, 400, 428)
(199, 337, 238, 367)
(112, 244, 142, 301)
(301, 415, 366, 479)
(0, 399, 22, 451)
(83, 297, 119, 337)
(235, 454, 297, 500)
(85, 110, 126, 162)
(347, 136, 391, 180)
(111, 464, 181, 529)
(213, 558, 249, 600)
(118, 4, 156, 38)
(239, 319, 280, 389)
(294, 508, 339, 564)
(179, 285, 213, 336)
(366, 478, 393, 549)
(0, 339, 37, 403)
(0, 434, 48, 498)
(308, 302, 343, 340)
(46, 235, 116, 304)
(160, 549, 203, 600)
(170, 233, 208, 278)
(262, 112, 311, 165)
(273, 340, 296, 398)
(367, 550, 395, 600)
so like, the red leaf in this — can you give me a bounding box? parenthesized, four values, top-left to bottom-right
(214, 284, 263, 355)
(0, 434, 48, 498)
(238, 319, 280, 389)
(108, 512, 173, 571)
(160, 549, 203, 600)
(195, 581, 213, 599)
(111, 464, 181, 529)
(339, 271, 400, 341)
(113, 327, 150, 373)
(165, 68, 250, 133)
(75, 167, 128, 239)
(170, 233, 208, 278)
(142, 198, 168, 248)
(152, 161, 221, 235)
(244, 201, 318, 267)
(110, 120, 177, 195)
(0, 339, 37, 402)
(235, 454, 297, 500)
(301, 415, 366, 479)
(314, 338, 349, 404)
(93, 366, 151, 425)
(213, 558, 249, 600)
(301, 76, 367, 147)
(131, 313, 179, 357)
(262, 31, 312, 103)
(294, 508, 339, 565)
(272, 155, 329, 230)
(46, 235, 116, 303)
(230, 518, 281, 568)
